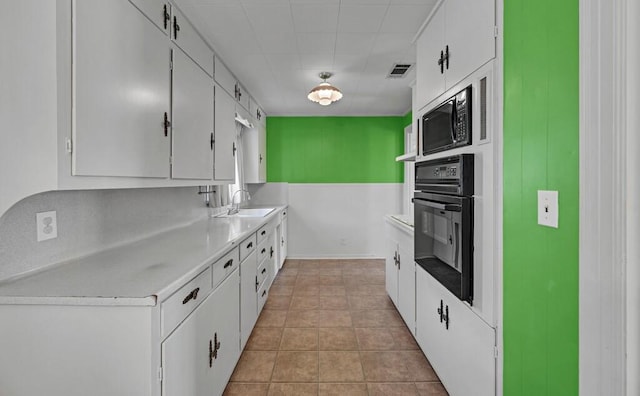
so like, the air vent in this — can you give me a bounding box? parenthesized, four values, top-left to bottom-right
(386, 63, 413, 78)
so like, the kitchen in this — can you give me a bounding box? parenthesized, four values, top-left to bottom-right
(0, 1, 638, 396)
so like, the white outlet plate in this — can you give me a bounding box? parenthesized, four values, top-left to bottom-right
(538, 190, 559, 228)
(36, 211, 58, 241)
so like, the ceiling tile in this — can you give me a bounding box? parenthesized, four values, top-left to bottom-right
(340, 0, 390, 4)
(296, 33, 337, 54)
(290, 0, 340, 4)
(333, 52, 369, 72)
(299, 52, 335, 70)
(379, 4, 433, 33)
(291, 4, 339, 33)
(241, 0, 289, 5)
(191, 5, 247, 33)
(334, 33, 376, 55)
(257, 31, 299, 54)
(337, 5, 388, 33)
(265, 53, 302, 72)
(370, 33, 414, 57)
(244, 5, 295, 33)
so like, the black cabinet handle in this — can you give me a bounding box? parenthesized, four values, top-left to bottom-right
(246, 242, 253, 249)
(270, 247, 274, 258)
(261, 248, 266, 254)
(259, 154, 263, 163)
(163, 112, 171, 136)
(173, 16, 180, 40)
(163, 4, 170, 30)
(223, 259, 233, 269)
(261, 230, 266, 236)
(232, 142, 236, 157)
(397, 252, 400, 270)
(444, 305, 450, 329)
(262, 290, 267, 297)
(281, 237, 284, 246)
(209, 332, 221, 367)
(255, 276, 259, 292)
(444, 45, 450, 70)
(182, 287, 200, 304)
(438, 50, 444, 74)
(261, 268, 266, 274)
(437, 299, 444, 322)
(210, 132, 214, 150)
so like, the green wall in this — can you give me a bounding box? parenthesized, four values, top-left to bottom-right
(503, 0, 579, 394)
(266, 116, 404, 183)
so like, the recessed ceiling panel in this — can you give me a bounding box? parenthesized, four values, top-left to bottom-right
(337, 5, 388, 33)
(291, 4, 340, 33)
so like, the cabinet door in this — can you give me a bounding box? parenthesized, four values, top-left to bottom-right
(240, 250, 258, 350)
(162, 269, 240, 396)
(170, 7, 214, 77)
(128, 0, 171, 35)
(237, 84, 250, 110)
(214, 57, 236, 99)
(397, 243, 415, 334)
(385, 239, 398, 307)
(258, 124, 267, 182)
(171, 48, 214, 180)
(444, 0, 495, 89)
(416, 4, 445, 110)
(416, 268, 495, 396)
(213, 85, 237, 182)
(280, 214, 287, 268)
(241, 126, 259, 184)
(73, 0, 170, 178)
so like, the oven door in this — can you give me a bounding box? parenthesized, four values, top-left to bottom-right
(422, 98, 455, 155)
(413, 192, 473, 303)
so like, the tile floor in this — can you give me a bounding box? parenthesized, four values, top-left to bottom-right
(224, 259, 449, 396)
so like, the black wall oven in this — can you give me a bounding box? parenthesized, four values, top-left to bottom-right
(414, 154, 474, 303)
(422, 86, 472, 155)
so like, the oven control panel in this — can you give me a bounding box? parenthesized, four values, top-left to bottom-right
(415, 154, 474, 196)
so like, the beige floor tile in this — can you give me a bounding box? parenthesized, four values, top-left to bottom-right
(319, 295, 349, 310)
(388, 327, 420, 350)
(318, 328, 359, 350)
(348, 295, 395, 310)
(246, 328, 283, 350)
(285, 310, 319, 327)
(223, 383, 269, 396)
(282, 259, 301, 268)
(296, 275, 320, 286)
(346, 284, 388, 296)
(293, 284, 320, 296)
(272, 276, 297, 287)
(350, 310, 405, 327)
(318, 275, 343, 285)
(317, 310, 352, 327)
(290, 295, 320, 310)
(402, 351, 439, 381)
(278, 267, 299, 277)
(256, 310, 288, 327)
(318, 383, 368, 396)
(230, 351, 277, 382)
(367, 383, 420, 396)
(355, 328, 396, 350)
(265, 295, 292, 310)
(269, 285, 294, 296)
(297, 268, 321, 276)
(280, 328, 318, 351)
(317, 285, 346, 296)
(271, 351, 318, 382)
(360, 351, 412, 382)
(318, 351, 364, 382)
(415, 382, 449, 396)
(268, 383, 318, 396)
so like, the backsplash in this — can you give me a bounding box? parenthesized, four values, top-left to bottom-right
(0, 187, 211, 281)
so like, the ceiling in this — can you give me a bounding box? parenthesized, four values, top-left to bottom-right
(174, 0, 438, 116)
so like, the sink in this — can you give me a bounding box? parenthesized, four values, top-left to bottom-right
(217, 208, 276, 218)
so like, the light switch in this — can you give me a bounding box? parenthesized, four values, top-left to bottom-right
(537, 190, 558, 228)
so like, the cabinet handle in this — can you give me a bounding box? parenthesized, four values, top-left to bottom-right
(444, 45, 450, 70)
(232, 142, 236, 157)
(261, 230, 266, 236)
(270, 247, 274, 258)
(438, 50, 444, 74)
(163, 112, 171, 137)
(173, 16, 180, 40)
(209, 333, 221, 367)
(281, 237, 284, 246)
(262, 290, 267, 297)
(437, 299, 444, 323)
(397, 252, 400, 270)
(261, 268, 266, 274)
(444, 305, 450, 330)
(259, 154, 263, 163)
(163, 4, 170, 30)
(234, 84, 239, 100)
(261, 248, 266, 254)
(210, 133, 214, 151)
(255, 276, 259, 292)
(246, 242, 253, 249)
(393, 251, 398, 267)
(223, 259, 233, 269)
(182, 287, 200, 305)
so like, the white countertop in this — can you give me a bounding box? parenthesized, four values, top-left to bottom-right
(0, 206, 286, 306)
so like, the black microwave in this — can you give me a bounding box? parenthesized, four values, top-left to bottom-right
(421, 86, 472, 155)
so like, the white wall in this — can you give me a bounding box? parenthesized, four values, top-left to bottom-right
(286, 183, 403, 258)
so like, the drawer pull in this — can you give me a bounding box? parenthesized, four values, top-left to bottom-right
(246, 242, 253, 249)
(261, 290, 267, 297)
(182, 287, 200, 305)
(223, 259, 233, 269)
(261, 268, 266, 274)
(261, 248, 266, 254)
(261, 230, 266, 236)
(270, 247, 274, 258)
(209, 332, 221, 367)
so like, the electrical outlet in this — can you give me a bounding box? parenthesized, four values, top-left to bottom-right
(36, 211, 58, 241)
(537, 191, 558, 228)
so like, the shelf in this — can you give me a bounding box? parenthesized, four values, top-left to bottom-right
(395, 152, 416, 162)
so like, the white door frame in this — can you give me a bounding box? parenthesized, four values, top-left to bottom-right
(579, 0, 638, 394)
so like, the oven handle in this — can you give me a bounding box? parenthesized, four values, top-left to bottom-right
(412, 198, 462, 212)
(450, 99, 458, 143)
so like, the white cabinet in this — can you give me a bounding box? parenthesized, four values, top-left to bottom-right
(415, 266, 495, 396)
(236, 83, 250, 110)
(213, 84, 237, 182)
(240, 249, 258, 349)
(73, 0, 171, 178)
(162, 268, 240, 396)
(242, 123, 267, 184)
(214, 56, 236, 99)
(170, 6, 214, 77)
(278, 209, 288, 269)
(384, 218, 415, 333)
(171, 48, 214, 180)
(416, 0, 495, 109)
(128, 0, 171, 35)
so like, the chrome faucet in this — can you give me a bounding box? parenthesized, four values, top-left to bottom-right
(228, 189, 250, 215)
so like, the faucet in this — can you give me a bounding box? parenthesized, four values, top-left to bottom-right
(228, 189, 250, 215)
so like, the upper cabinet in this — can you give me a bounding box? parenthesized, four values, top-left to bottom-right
(73, 0, 171, 178)
(242, 123, 267, 184)
(214, 56, 250, 111)
(249, 97, 267, 127)
(213, 84, 237, 182)
(170, 6, 214, 77)
(416, 0, 495, 110)
(171, 48, 214, 180)
(128, 0, 171, 35)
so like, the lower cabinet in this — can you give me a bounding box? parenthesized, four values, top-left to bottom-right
(162, 268, 240, 396)
(415, 266, 495, 396)
(240, 250, 258, 349)
(385, 218, 416, 334)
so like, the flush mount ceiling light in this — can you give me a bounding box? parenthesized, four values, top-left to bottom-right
(307, 72, 343, 106)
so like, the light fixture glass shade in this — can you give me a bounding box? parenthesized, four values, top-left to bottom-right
(308, 81, 343, 105)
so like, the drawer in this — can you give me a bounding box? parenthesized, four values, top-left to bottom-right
(257, 257, 269, 286)
(257, 278, 269, 313)
(161, 266, 212, 338)
(212, 247, 240, 290)
(257, 236, 270, 264)
(257, 220, 276, 244)
(240, 234, 257, 262)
